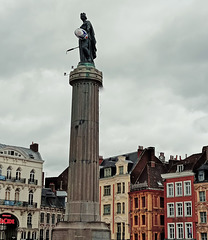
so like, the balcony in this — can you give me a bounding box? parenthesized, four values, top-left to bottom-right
(0, 175, 26, 183)
(28, 179, 38, 185)
(0, 199, 37, 208)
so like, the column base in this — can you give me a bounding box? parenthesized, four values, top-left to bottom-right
(52, 221, 111, 240)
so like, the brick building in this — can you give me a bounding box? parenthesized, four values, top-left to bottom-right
(129, 147, 166, 240)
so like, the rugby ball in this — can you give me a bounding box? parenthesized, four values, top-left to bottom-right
(74, 28, 88, 40)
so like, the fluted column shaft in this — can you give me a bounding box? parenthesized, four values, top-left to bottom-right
(66, 64, 102, 222)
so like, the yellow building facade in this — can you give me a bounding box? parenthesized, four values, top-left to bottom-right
(99, 156, 132, 240)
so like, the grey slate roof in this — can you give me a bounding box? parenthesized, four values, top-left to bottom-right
(0, 143, 43, 161)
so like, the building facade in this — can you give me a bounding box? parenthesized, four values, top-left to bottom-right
(39, 188, 66, 240)
(129, 148, 166, 240)
(194, 163, 208, 240)
(161, 147, 208, 240)
(99, 155, 133, 240)
(0, 143, 43, 240)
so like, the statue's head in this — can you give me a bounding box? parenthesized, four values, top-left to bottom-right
(80, 13, 87, 21)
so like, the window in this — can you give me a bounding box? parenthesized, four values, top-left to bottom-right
(40, 213, 44, 223)
(142, 233, 145, 240)
(142, 215, 145, 225)
(52, 214, 55, 224)
(5, 187, 11, 200)
(175, 182, 182, 196)
(134, 216, 138, 225)
(176, 202, 183, 217)
(119, 166, 124, 175)
(46, 229, 49, 240)
(199, 191, 206, 202)
(167, 183, 174, 197)
(184, 181, 191, 195)
(167, 203, 174, 217)
(201, 233, 208, 240)
(40, 229, 43, 240)
(104, 185, 111, 196)
(7, 166, 12, 179)
(154, 196, 158, 207)
(117, 203, 121, 214)
(185, 202, 192, 216)
(176, 223, 183, 239)
(122, 202, 125, 214)
(122, 182, 125, 193)
(155, 215, 158, 225)
(117, 223, 121, 240)
(134, 198, 138, 208)
(15, 188, 20, 202)
(185, 223, 193, 239)
(0, 166, 2, 175)
(32, 232, 36, 240)
(103, 204, 111, 215)
(29, 170, 35, 182)
(134, 233, 138, 240)
(57, 214, 61, 223)
(200, 212, 207, 223)
(16, 167, 21, 180)
(160, 215, 164, 225)
(155, 233, 158, 240)
(122, 222, 125, 240)
(28, 190, 34, 205)
(46, 213, 50, 224)
(168, 223, 175, 239)
(160, 197, 164, 208)
(142, 196, 145, 208)
(198, 170, 205, 181)
(27, 213, 32, 226)
(177, 164, 184, 172)
(117, 183, 121, 194)
(104, 168, 111, 177)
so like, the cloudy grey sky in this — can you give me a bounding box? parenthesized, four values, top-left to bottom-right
(1, 0, 208, 177)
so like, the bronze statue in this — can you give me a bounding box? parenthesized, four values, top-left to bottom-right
(78, 13, 97, 63)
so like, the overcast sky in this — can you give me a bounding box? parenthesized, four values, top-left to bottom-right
(1, 0, 208, 177)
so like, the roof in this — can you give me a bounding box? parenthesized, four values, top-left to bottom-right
(41, 188, 65, 209)
(0, 143, 43, 161)
(168, 153, 202, 173)
(100, 151, 138, 171)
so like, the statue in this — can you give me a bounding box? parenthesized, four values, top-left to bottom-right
(77, 13, 97, 63)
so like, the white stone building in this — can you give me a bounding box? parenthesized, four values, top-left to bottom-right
(0, 143, 43, 240)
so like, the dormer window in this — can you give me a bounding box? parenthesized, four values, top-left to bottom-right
(119, 166, 124, 175)
(198, 170, 205, 182)
(177, 165, 184, 172)
(104, 168, 111, 178)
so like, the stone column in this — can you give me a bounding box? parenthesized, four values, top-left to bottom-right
(52, 63, 110, 240)
(66, 63, 102, 222)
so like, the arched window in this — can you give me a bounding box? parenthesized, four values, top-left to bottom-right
(15, 188, 20, 202)
(7, 166, 12, 179)
(5, 187, 11, 200)
(27, 213, 32, 227)
(32, 231, 36, 240)
(16, 167, 21, 180)
(28, 190, 34, 206)
(29, 170, 35, 182)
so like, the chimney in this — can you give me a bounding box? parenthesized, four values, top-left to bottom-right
(99, 156, 103, 165)
(138, 145, 143, 157)
(30, 142, 39, 152)
(49, 183, 55, 193)
(151, 161, 155, 168)
(159, 152, 165, 163)
(170, 155, 174, 160)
